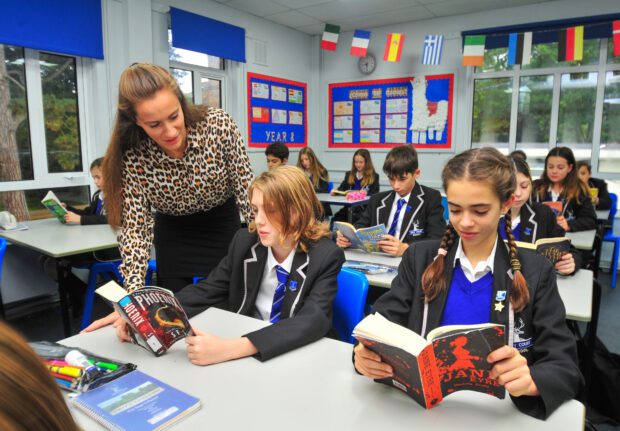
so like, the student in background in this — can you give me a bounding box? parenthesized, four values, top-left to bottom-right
(111, 166, 345, 364)
(332, 149, 379, 195)
(265, 141, 289, 170)
(576, 161, 612, 211)
(297, 147, 329, 193)
(532, 147, 596, 232)
(64, 158, 108, 225)
(505, 156, 581, 273)
(510, 149, 527, 162)
(353, 147, 581, 419)
(0, 321, 80, 431)
(337, 145, 444, 256)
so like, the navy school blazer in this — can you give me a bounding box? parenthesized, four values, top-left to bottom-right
(175, 229, 345, 361)
(337, 171, 380, 195)
(355, 182, 445, 244)
(372, 239, 582, 419)
(531, 180, 597, 232)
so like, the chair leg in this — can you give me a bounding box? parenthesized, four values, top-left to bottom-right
(81, 268, 99, 330)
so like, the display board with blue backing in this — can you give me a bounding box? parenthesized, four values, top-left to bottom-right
(328, 74, 453, 150)
(247, 72, 307, 148)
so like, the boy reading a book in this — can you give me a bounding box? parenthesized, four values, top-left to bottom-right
(265, 141, 289, 170)
(336, 146, 444, 256)
(353, 148, 581, 419)
(89, 166, 345, 364)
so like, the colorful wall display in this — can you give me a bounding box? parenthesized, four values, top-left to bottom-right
(328, 74, 453, 149)
(247, 72, 307, 147)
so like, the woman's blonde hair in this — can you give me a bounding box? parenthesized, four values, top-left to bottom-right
(248, 166, 330, 252)
(0, 321, 79, 431)
(296, 147, 328, 189)
(102, 63, 208, 227)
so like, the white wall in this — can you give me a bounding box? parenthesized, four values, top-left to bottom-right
(317, 0, 620, 190)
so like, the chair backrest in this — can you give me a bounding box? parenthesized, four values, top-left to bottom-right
(441, 195, 449, 221)
(608, 193, 618, 231)
(332, 267, 369, 344)
(0, 238, 6, 284)
(327, 181, 334, 193)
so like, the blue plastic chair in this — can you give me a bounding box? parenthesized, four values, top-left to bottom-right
(145, 259, 157, 286)
(603, 193, 619, 289)
(0, 238, 7, 319)
(441, 195, 449, 221)
(332, 267, 369, 344)
(327, 181, 334, 193)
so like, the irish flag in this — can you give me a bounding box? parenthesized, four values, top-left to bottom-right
(321, 24, 340, 51)
(462, 35, 485, 66)
(351, 29, 371, 57)
(558, 26, 584, 62)
(613, 20, 620, 56)
(384, 33, 405, 62)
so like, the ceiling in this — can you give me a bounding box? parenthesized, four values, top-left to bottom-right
(214, 0, 556, 35)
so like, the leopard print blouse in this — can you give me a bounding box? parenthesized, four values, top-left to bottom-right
(119, 108, 254, 292)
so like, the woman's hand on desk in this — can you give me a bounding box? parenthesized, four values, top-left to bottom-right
(81, 311, 120, 333)
(378, 235, 408, 257)
(186, 327, 257, 366)
(555, 253, 576, 275)
(353, 343, 393, 379)
(336, 231, 351, 248)
(487, 345, 539, 397)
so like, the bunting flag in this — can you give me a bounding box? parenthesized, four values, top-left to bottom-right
(558, 26, 584, 62)
(350, 29, 371, 57)
(321, 24, 340, 51)
(614, 20, 620, 56)
(383, 33, 405, 62)
(507, 32, 532, 65)
(462, 35, 486, 66)
(422, 34, 444, 65)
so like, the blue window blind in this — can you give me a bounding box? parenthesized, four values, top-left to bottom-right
(0, 0, 103, 59)
(462, 13, 620, 49)
(170, 8, 246, 63)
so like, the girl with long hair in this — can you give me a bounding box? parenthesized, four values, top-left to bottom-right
(531, 147, 596, 232)
(332, 149, 379, 195)
(297, 147, 329, 193)
(353, 148, 581, 419)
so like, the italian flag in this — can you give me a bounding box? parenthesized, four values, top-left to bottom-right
(558, 26, 584, 62)
(613, 20, 620, 56)
(462, 35, 485, 66)
(383, 33, 405, 62)
(321, 24, 340, 51)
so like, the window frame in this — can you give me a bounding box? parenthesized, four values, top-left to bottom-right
(467, 37, 620, 179)
(170, 59, 230, 110)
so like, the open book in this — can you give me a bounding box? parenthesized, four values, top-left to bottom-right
(41, 190, 68, 223)
(514, 237, 571, 265)
(334, 222, 387, 253)
(331, 189, 350, 196)
(353, 313, 505, 409)
(96, 281, 194, 357)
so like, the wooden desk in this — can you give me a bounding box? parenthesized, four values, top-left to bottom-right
(62, 308, 584, 431)
(0, 219, 118, 335)
(316, 193, 369, 223)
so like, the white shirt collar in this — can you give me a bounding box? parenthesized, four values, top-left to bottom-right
(394, 192, 410, 205)
(356, 171, 363, 180)
(453, 236, 498, 282)
(267, 246, 296, 275)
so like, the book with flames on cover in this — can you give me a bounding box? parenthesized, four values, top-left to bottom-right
(96, 281, 194, 356)
(353, 313, 505, 409)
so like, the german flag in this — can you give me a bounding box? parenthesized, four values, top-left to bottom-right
(558, 26, 584, 62)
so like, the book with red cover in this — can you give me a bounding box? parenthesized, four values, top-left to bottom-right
(96, 281, 194, 356)
(543, 200, 563, 216)
(353, 314, 505, 409)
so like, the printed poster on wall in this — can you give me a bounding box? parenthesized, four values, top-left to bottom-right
(247, 72, 307, 147)
(328, 74, 454, 149)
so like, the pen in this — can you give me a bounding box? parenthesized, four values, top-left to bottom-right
(47, 365, 82, 378)
(50, 371, 74, 382)
(53, 377, 73, 388)
(88, 360, 119, 371)
(46, 360, 71, 367)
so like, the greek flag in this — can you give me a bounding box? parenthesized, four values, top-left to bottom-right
(422, 34, 443, 65)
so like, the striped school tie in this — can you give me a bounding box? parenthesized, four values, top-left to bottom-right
(388, 198, 407, 237)
(269, 265, 289, 323)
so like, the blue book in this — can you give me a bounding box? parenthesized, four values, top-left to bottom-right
(72, 370, 201, 431)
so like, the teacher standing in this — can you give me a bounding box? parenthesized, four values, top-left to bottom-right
(103, 63, 254, 293)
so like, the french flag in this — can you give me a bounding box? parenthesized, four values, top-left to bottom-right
(350, 29, 371, 57)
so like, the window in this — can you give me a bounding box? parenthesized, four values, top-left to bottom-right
(470, 37, 620, 177)
(0, 44, 90, 220)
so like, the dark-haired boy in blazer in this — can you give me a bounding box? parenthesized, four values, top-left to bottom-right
(337, 146, 445, 256)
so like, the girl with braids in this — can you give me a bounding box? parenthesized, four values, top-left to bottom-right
(504, 156, 581, 274)
(532, 147, 596, 232)
(354, 148, 581, 419)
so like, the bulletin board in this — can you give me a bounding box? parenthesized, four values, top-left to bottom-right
(328, 74, 453, 150)
(247, 72, 307, 148)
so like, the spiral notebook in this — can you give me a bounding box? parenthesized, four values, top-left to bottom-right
(72, 370, 201, 431)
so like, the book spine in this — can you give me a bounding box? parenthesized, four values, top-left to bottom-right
(117, 297, 165, 356)
(418, 344, 443, 408)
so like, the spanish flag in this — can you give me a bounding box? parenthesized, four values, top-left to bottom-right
(383, 33, 405, 62)
(558, 26, 584, 62)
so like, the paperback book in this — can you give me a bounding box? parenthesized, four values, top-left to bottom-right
(588, 187, 599, 199)
(96, 281, 194, 357)
(72, 369, 201, 431)
(513, 237, 571, 265)
(41, 190, 68, 223)
(334, 222, 387, 253)
(542, 200, 563, 216)
(353, 313, 505, 409)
